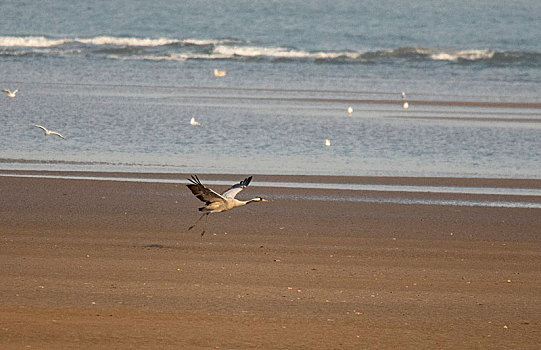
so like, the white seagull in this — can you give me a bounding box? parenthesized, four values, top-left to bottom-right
(401, 92, 409, 109)
(33, 124, 65, 139)
(325, 139, 331, 146)
(347, 106, 353, 115)
(186, 175, 267, 236)
(214, 68, 227, 77)
(2, 89, 18, 98)
(190, 117, 201, 126)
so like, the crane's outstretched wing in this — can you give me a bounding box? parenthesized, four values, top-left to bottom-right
(186, 175, 225, 204)
(222, 176, 252, 199)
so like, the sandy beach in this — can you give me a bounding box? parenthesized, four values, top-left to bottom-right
(1, 173, 540, 349)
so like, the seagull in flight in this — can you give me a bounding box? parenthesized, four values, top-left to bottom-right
(2, 89, 18, 98)
(33, 124, 65, 139)
(190, 117, 201, 126)
(186, 175, 267, 236)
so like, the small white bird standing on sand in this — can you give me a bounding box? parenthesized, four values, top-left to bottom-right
(403, 101, 409, 109)
(186, 175, 267, 236)
(2, 89, 18, 98)
(33, 124, 65, 139)
(347, 106, 353, 115)
(190, 117, 201, 126)
(325, 139, 331, 146)
(214, 68, 227, 77)
(401, 91, 407, 100)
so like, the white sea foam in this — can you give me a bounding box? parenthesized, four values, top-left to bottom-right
(110, 46, 344, 61)
(430, 49, 495, 61)
(183, 38, 241, 46)
(0, 35, 503, 63)
(75, 36, 179, 46)
(182, 39, 217, 46)
(0, 35, 225, 48)
(213, 45, 307, 58)
(0, 36, 68, 47)
(213, 45, 361, 59)
(108, 51, 232, 62)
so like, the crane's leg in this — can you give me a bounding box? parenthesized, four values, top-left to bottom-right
(200, 213, 210, 237)
(188, 213, 207, 231)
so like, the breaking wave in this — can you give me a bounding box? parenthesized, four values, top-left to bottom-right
(0, 36, 69, 47)
(430, 49, 495, 61)
(212, 45, 361, 60)
(0, 35, 236, 48)
(1, 35, 539, 66)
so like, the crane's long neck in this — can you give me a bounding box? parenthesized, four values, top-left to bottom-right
(233, 198, 259, 207)
(246, 198, 263, 204)
(226, 198, 263, 211)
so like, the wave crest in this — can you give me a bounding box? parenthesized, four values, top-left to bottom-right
(0, 36, 68, 47)
(430, 49, 495, 61)
(213, 45, 362, 60)
(76, 36, 178, 46)
(0, 35, 237, 48)
(0, 36, 538, 66)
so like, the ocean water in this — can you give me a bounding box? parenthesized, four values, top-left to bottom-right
(1, 0, 540, 177)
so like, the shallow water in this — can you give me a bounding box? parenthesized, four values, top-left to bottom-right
(1, 173, 540, 209)
(1, 0, 540, 177)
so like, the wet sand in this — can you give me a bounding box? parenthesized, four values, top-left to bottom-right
(1, 174, 540, 348)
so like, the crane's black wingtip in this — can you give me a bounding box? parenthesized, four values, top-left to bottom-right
(243, 176, 253, 187)
(187, 174, 202, 185)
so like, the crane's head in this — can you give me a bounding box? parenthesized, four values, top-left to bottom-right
(250, 197, 268, 203)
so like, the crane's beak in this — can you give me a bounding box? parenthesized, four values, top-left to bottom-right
(262, 199, 268, 202)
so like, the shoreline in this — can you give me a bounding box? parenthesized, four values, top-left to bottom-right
(1, 169, 541, 187)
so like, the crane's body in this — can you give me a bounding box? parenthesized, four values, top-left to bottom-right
(198, 197, 248, 213)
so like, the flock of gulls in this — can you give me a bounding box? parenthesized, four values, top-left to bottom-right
(327, 91, 410, 147)
(3, 88, 66, 140)
(2, 78, 409, 235)
(2, 74, 410, 146)
(1, 68, 227, 139)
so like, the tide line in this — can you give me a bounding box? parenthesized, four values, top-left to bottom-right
(2, 172, 541, 200)
(269, 194, 541, 209)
